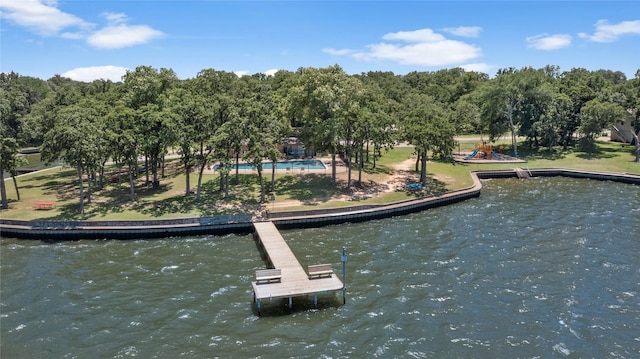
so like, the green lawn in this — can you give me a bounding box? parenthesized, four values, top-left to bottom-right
(1, 139, 638, 220)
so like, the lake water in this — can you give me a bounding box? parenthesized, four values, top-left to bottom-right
(1, 177, 639, 358)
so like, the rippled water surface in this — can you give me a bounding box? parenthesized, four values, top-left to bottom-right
(2, 178, 639, 358)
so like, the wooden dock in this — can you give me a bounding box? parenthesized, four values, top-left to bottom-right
(252, 222, 344, 315)
(515, 167, 531, 179)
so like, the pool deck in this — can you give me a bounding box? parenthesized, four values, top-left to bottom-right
(210, 158, 342, 174)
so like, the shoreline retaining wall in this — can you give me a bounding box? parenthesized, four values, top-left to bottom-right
(1, 168, 638, 241)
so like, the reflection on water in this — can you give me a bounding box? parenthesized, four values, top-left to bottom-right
(1, 177, 639, 358)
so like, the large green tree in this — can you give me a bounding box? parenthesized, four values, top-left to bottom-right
(451, 97, 482, 135)
(0, 78, 27, 208)
(0, 120, 24, 209)
(163, 85, 212, 196)
(335, 75, 367, 191)
(480, 68, 525, 157)
(517, 68, 556, 149)
(533, 92, 572, 153)
(238, 74, 282, 203)
(401, 94, 455, 185)
(211, 119, 241, 199)
(191, 70, 237, 199)
(557, 68, 605, 148)
(578, 99, 626, 154)
(106, 102, 139, 201)
(0, 72, 50, 208)
(631, 70, 640, 161)
(350, 82, 395, 186)
(41, 100, 105, 214)
(123, 66, 177, 188)
(194, 69, 241, 193)
(288, 65, 358, 186)
(481, 67, 553, 157)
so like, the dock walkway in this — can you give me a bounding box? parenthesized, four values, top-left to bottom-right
(515, 167, 531, 179)
(252, 222, 343, 314)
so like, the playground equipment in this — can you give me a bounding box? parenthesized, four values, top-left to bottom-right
(464, 143, 506, 160)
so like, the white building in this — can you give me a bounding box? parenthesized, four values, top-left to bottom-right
(611, 110, 637, 144)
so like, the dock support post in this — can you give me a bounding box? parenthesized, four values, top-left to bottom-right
(341, 246, 347, 305)
(257, 299, 261, 316)
(314, 295, 318, 308)
(288, 297, 292, 308)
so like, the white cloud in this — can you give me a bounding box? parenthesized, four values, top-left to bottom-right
(382, 28, 446, 43)
(85, 12, 164, 49)
(87, 24, 164, 49)
(234, 71, 249, 77)
(0, 0, 91, 35)
(442, 26, 482, 38)
(460, 63, 492, 74)
(526, 33, 572, 50)
(102, 12, 127, 24)
(327, 28, 482, 67)
(264, 69, 279, 76)
(0, 1, 163, 49)
(61, 65, 129, 82)
(578, 19, 640, 42)
(322, 48, 357, 56)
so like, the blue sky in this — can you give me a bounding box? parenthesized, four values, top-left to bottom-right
(1, 1, 639, 82)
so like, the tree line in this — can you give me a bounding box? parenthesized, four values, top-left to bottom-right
(1, 65, 639, 212)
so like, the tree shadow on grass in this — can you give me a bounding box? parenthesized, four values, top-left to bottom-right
(47, 182, 173, 219)
(518, 146, 568, 161)
(423, 175, 448, 195)
(576, 152, 615, 160)
(133, 184, 173, 203)
(20, 170, 77, 198)
(45, 201, 84, 220)
(575, 144, 620, 160)
(131, 196, 197, 217)
(274, 174, 346, 204)
(397, 174, 448, 200)
(125, 176, 262, 217)
(56, 182, 83, 202)
(22, 168, 75, 183)
(515, 141, 630, 161)
(361, 163, 393, 176)
(95, 182, 173, 213)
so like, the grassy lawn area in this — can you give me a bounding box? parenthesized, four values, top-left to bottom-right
(2, 139, 638, 221)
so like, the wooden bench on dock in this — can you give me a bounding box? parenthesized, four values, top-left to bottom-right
(308, 264, 333, 279)
(255, 269, 282, 284)
(34, 201, 56, 210)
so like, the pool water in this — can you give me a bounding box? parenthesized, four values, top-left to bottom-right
(213, 159, 326, 171)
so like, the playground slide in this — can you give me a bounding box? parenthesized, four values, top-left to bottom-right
(491, 151, 506, 160)
(464, 149, 479, 160)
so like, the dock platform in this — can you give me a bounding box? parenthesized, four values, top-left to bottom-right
(252, 222, 344, 315)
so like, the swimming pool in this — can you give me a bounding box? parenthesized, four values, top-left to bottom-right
(212, 159, 327, 171)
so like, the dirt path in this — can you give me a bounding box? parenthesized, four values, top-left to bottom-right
(267, 158, 418, 210)
(385, 158, 419, 192)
